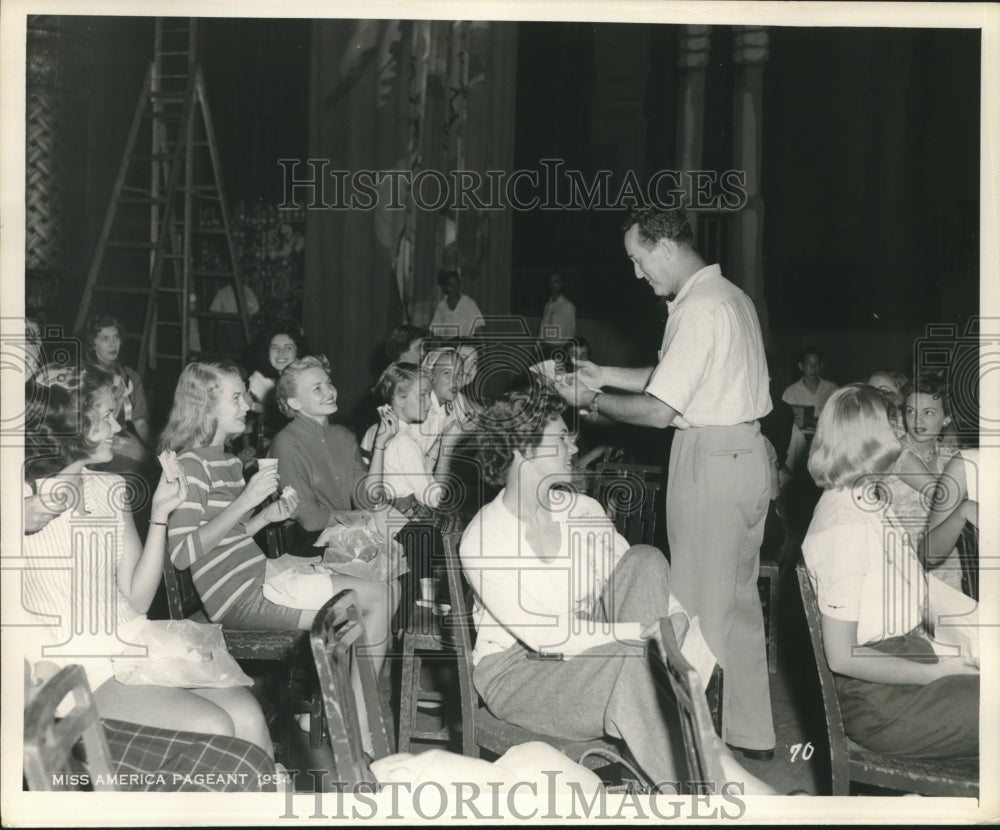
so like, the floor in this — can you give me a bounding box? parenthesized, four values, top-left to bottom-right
(284, 547, 835, 796)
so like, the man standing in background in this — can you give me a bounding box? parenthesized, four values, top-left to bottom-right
(538, 270, 576, 344)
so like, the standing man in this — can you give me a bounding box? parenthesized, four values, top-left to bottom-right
(557, 207, 775, 759)
(538, 270, 576, 344)
(429, 269, 485, 338)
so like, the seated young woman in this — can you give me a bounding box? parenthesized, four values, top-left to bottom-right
(460, 384, 720, 786)
(801, 383, 979, 760)
(22, 366, 271, 753)
(269, 355, 397, 551)
(885, 375, 974, 592)
(158, 360, 396, 674)
(368, 362, 466, 516)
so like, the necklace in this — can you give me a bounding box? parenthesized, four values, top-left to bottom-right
(903, 435, 938, 466)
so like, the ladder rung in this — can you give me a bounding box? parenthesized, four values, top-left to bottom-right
(106, 241, 159, 249)
(92, 284, 185, 295)
(154, 353, 185, 361)
(149, 92, 187, 100)
(92, 284, 150, 295)
(192, 311, 243, 320)
(158, 51, 192, 57)
(179, 227, 227, 235)
(191, 270, 235, 278)
(156, 321, 183, 327)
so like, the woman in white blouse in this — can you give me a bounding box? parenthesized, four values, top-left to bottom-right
(801, 384, 978, 759)
(460, 385, 712, 786)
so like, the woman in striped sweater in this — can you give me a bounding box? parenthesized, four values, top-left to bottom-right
(159, 361, 395, 671)
(22, 365, 271, 753)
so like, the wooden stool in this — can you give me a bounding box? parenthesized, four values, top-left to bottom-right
(397, 604, 454, 751)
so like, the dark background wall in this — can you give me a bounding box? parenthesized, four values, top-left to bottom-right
(36, 18, 980, 408)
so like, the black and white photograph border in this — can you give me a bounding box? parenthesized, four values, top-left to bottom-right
(1, 0, 998, 825)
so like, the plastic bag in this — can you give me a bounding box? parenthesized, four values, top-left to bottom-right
(314, 507, 410, 582)
(111, 619, 253, 688)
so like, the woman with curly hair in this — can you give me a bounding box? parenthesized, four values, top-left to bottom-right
(459, 383, 712, 785)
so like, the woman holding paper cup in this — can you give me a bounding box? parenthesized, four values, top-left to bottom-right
(22, 367, 272, 752)
(460, 383, 738, 786)
(158, 360, 396, 675)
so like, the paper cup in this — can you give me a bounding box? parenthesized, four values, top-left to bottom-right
(419, 577, 439, 602)
(258, 458, 279, 472)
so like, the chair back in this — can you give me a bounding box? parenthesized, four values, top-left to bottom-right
(441, 530, 480, 755)
(796, 563, 851, 791)
(162, 558, 206, 621)
(648, 619, 726, 790)
(310, 590, 394, 787)
(593, 463, 664, 547)
(24, 665, 116, 791)
(956, 521, 978, 600)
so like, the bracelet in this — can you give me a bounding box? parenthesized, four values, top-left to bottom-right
(151, 520, 167, 527)
(590, 391, 603, 412)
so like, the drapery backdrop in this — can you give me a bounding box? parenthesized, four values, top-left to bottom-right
(304, 19, 517, 425)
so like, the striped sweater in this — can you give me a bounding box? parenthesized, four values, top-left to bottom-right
(167, 445, 266, 621)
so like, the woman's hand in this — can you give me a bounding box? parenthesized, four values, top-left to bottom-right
(374, 405, 399, 449)
(150, 472, 189, 524)
(240, 466, 280, 510)
(257, 489, 299, 525)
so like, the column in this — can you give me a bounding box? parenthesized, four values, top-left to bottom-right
(730, 25, 770, 339)
(675, 25, 712, 239)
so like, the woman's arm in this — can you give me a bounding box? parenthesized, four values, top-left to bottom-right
(132, 418, 152, 446)
(168, 458, 278, 567)
(820, 614, 976, 684)
(474, 564, 643, 657)
(119, 474, 188, 614)
(925, 499, 977, 567)
(356, 405, 397, 509)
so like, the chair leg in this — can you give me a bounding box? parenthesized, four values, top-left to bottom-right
(398, 637, 419, 753)
(768, 569, 779, 674)
(455, 651, 477, 758)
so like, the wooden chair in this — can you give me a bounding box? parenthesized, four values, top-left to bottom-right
(648, 617, 727, 791)
(956, 521, 978, 600)
(24, 665, 116, 791)
(162, 559, 322, 755)
(796, 564, 978, 797)
(310, 590, 395, 787)
(593, 462, 664, 547)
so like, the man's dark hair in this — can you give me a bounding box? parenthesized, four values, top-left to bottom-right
(622, 207, 694, 248)
(384, 324, 430, 363)
(437, 269, 461, 288)
(799, 345, 823, 364)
